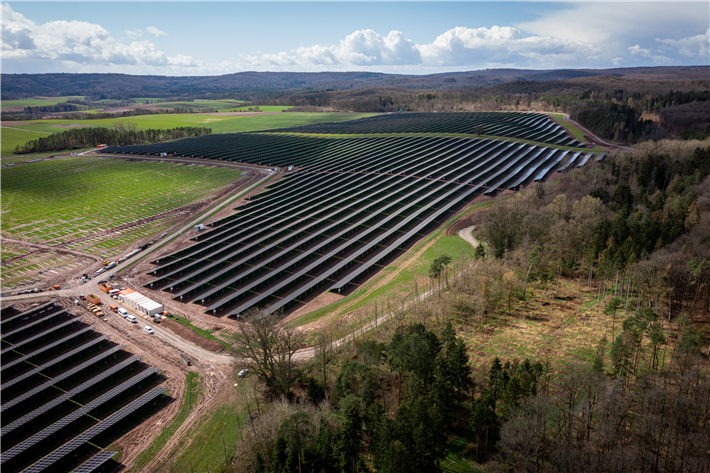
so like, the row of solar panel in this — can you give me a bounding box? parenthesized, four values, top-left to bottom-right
(258, 112, 587, 148)
(1, 301, 167, 473)
(135, 136, 601, 317)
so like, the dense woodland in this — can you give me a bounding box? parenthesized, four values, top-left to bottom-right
(230, 138, 710, 473)
(13, 125, 211, 153)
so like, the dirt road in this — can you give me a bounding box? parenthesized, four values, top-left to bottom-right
(457, 225, 480, 248)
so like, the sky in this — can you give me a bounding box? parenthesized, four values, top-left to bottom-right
(2, 2, 709, 76)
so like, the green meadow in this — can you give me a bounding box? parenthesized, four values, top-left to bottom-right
(1, 112, 375, 156)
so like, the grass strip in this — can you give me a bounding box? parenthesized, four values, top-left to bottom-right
(132, 372, 203, 471)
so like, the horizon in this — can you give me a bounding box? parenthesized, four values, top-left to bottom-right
(3, 64, 709, 79)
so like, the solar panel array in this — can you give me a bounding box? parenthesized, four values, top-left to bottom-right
(98, 112, 600, 318)
(124, 135, 601, 317)
(69, 451, 117, 473)
(259, 111, 586, 147)
(1, 301, 169, 473)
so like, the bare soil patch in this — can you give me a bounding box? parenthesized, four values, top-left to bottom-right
(162, 318, 226, 352)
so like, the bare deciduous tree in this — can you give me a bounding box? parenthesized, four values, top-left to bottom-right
(238, 310, 306, 399)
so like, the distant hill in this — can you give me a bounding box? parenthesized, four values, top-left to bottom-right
(2, 66, 707, 99)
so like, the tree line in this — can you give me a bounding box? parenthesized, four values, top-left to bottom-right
(13, 125, 211, 153)
(231, 306, 708, 473)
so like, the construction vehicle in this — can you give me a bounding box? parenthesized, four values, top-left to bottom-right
(153, 314, 162, 324)
(53, 284, 60, 290)
(103, 261, 111, 266)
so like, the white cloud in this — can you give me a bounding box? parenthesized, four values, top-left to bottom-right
(1, 4, 196, 70)
(628, 45, 651, 57)
(627, 43, 671, 64)
(125, 29, 143, 40)
(242, 26, 595, 71)
(656, 28, 710, 58)
(516, 3, 708, 67)
(337, 29, 420, 65)
(417, 26, 597, 68)
(146, 26, 167, 37)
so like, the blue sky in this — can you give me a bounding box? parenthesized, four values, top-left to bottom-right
(2, 2, 708, 75)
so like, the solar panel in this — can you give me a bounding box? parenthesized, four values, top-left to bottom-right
(1, 355, 142, 436)
(1, 345, 126, 412)
(2, 325, 94, 371)
(0, 301, 58, 325)
(70, 451, 117, 473)
(1, 335, 107, 391)
(1, 316, 80, 355)
(1, 307, 68, 338)
(1, 303, 17, 314)
(21, 388, 166, 473)
(2, 367, 159, 462)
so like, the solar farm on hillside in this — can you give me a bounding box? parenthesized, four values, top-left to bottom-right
(100, 112, 602, 318)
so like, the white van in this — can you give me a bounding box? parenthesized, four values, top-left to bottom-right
(126, 315, 137, 323)
(118, 308, 128, 317)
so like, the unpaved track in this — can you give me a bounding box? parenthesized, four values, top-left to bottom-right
(457, 225, 480, 248)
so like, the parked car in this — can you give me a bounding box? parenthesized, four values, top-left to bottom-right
(126, 315, 137, 323)
(144, 326, 154, 334)
(118, 308, 128, 317)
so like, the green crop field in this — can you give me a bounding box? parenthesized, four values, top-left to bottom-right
(132, 98, 246, 107)
(1, 156, 243, 267)
(218, 105, 294, 112)
(1, 112, 375, 156)
(1, 127, 52, 155)
(0, 96, 84, 109)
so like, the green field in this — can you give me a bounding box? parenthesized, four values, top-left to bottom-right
(1, 127, 52, 155)
(218, 105, 294, 112)
(1, 96, 84, 109)
(132, 98, 246, 107)
(1, 112, 375, 156)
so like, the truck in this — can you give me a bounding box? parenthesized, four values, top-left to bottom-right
(98, 282, 111, 294)
(86, 294, 101, 304)
(153, 314, 162, 324)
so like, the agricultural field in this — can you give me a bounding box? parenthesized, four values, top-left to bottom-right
(0, 112, 375, 156)
(217, 105, 294, 112)
(0, 96, 84, 111)
(101, 114, 602, 318)
(131, 98, 246, 108)
(0, 301, 170, 473)
(0, 128, 52, 156)
(0, 156, 244, 289)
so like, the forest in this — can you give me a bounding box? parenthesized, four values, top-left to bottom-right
(228, 137, 710, 473)
(13, 125, 212, 153)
